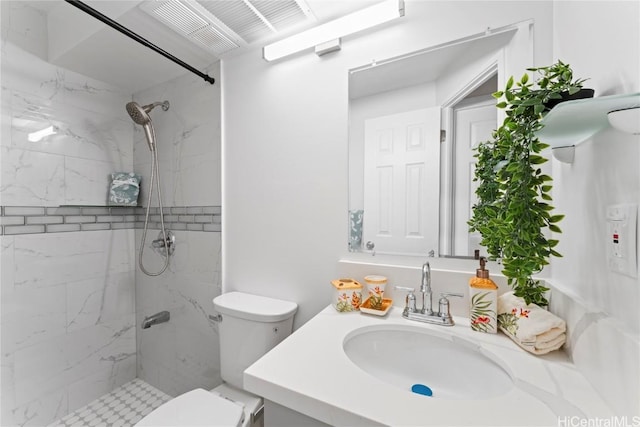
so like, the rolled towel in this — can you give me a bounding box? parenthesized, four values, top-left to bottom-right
(108, 172, 141, 206)
(497, 291, 566, 355)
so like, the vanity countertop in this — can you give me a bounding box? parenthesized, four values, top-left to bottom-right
(244, 305, 613, 426)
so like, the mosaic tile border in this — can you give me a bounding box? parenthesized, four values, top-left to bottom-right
(0, 205, 221, 235)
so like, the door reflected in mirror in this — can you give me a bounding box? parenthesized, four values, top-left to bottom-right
(348, 24, 529, 258)
(361, 107, 441, 256)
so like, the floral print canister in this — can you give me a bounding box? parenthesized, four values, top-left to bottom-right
(364, 275, 387, 310)
(469, 257, 498, 334)
(331, 279, 363, 312)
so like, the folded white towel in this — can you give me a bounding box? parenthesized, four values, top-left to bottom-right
(497, 291, 566, 355)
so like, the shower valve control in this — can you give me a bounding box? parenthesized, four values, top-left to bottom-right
(152, 230, 175, 256)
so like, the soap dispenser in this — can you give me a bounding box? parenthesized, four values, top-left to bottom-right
(469, 257, 498, 334)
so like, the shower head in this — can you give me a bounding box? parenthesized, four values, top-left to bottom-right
(126, 101, 151, 126)
(125, 101, 169, 151)
(126, 101, 170, 125)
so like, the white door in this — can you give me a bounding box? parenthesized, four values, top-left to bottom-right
(363, 107, 440, 256)
(452, 98, 496, 256)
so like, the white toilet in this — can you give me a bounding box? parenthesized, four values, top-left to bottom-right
(135, 291, 298, 427)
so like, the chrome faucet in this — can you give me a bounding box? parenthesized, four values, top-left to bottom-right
(393, 261, 463, 326)
(141, 310, 170, 329)
(420, 262, 433, 315)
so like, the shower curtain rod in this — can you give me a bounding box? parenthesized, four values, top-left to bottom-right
(64, 0, 215, 85)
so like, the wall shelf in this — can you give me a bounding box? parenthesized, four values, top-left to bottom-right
(536, 92, 640, 163)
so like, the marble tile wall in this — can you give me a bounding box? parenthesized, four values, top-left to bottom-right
(135, 230, 223, 396)
(1, 3, 137, 426)
(132, 68, 221, 208)
(1, 231, 137, 427)
(2, 3, 224, 422)
(133, 64, 223, 396)
(0, 42, 134, 207)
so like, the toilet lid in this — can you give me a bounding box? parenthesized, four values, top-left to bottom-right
(213, 291, 298, 322)
(135, 388, 243, 427)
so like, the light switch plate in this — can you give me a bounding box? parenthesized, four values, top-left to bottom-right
(606, 204, 637, 278)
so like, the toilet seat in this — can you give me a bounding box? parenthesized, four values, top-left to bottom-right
(135, 388, 244, 427)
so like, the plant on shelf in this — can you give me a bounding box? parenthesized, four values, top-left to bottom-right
(468, 60, 588, 307)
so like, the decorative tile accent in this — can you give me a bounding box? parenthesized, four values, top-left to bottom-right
(46, 224, 81, 233)
(4, 206, 46, 216)
(0, 216, 25, 226)
(81, 223, 111, 232)
(66, 216, 97, 224)
(0, 206, 221, 235)
(4, 225, 46, 235)
(48, 379, 171, 427)
(26, 216, 64, 225)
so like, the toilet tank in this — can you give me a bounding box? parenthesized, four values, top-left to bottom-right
(213, 292, 298, 390)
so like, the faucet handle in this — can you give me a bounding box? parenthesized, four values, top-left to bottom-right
(438, 292, 463, 320)
(440, 292, 463, 299)
(394, 286, 417, 314)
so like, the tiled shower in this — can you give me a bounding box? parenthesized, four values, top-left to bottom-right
(1, 2, 223, 425)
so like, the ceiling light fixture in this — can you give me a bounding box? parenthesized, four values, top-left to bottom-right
(263, 0, 404, 62)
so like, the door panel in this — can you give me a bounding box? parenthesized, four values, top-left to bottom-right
(363, 107, 440, 255)
(453, 99, 496, 256)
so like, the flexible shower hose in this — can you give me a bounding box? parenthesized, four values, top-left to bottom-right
(138, 126, 170, 276)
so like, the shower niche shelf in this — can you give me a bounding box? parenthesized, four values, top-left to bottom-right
(60, 205, 139, 208)
(537, 92, 640, 163)
(57, 205, 141, 211)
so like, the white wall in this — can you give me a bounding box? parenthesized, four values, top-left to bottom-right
(549, 0, 640, 417)
(552, 0, 639, 333)
(223, 0, 553, 327)
(223, 0, 639, 417)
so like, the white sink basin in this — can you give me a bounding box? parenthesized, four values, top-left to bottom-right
(343, 325, 513, 400)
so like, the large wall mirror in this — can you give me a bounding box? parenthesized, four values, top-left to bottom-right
(348, 23, 532, 258)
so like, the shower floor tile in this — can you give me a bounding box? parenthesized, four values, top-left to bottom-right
(49, 379, 171, 427)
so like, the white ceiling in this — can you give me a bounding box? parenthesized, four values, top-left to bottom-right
(348, 28, 517, 100)
(24, 0, 382, 93)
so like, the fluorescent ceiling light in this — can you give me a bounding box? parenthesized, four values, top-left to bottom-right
(28, 125, 56, 142)
(263, 0, 404, 61)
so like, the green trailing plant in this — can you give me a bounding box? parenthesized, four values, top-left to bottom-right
(469, 61, 587, 307)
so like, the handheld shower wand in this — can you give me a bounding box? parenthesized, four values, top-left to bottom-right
(125, 101, 169, 151)
(126, 100, 171, 276)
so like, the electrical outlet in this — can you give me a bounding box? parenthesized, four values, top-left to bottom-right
(606, 204, 637, 278)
